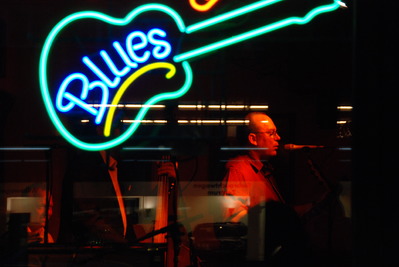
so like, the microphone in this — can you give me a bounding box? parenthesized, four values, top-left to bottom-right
(283, 144, 325, 150)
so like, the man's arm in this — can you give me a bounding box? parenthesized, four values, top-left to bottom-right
(222, 168, 250, 223)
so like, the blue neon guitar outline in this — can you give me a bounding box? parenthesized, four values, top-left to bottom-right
(39, 0, 342, 151)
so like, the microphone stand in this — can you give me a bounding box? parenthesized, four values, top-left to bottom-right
(304, 150, 334, 254)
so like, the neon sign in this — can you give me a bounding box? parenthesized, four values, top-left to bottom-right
(39, 0, 342, 151)
(189, 0, 220, 12)
(55, 29, 172, 126)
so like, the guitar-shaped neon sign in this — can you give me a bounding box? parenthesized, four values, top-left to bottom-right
(39, 0, 343, 151)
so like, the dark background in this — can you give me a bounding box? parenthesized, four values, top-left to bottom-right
(0, 0, 398, 266)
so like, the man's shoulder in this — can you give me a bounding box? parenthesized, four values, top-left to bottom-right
(226, 154, 252, 169)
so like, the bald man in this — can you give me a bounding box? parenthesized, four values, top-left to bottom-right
(222, 112, 307, 265)
(222, 112, 283, 222)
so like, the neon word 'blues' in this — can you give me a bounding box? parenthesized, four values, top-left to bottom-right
(56, 28, 171, 125)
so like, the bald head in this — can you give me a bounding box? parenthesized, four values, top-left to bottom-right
(245, 112, 281, 160)
(246, 112, 273, 133)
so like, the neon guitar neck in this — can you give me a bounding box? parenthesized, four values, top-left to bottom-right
(175, 0, 342, 62)
(39, 0, 344, 151)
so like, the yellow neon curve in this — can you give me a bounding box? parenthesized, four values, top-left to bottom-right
(189, 0, 219, 12)
(103, 62, 176, 137)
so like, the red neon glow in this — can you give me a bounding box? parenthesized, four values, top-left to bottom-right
(153, 156, 172, 243)
(100, 151, 128, 237)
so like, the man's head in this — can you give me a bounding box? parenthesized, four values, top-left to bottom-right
(246, 112, 281, 160)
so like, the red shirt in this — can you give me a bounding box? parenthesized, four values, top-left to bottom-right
(222, 155, 283, 222)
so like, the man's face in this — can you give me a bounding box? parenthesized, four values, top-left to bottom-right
(249, 114, 281, 159)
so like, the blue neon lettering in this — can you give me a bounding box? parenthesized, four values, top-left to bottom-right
(89, 80, 109, 124)
(100, 50, 131, 77)
(113, 41, 139, 68)
(126, 31, 151, 63)
(82, 56, 121, 88)
(56, 73, 110, 125)
(148, 28, 171, 59)
(63, 92, 98, 115)
(57, 73, 89, 112)
(56, 28, 172, 125)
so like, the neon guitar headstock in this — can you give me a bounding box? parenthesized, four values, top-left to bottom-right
(39, 0, 343, 151)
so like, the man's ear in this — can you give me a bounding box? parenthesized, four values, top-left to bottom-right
(248, 133, 257, 146)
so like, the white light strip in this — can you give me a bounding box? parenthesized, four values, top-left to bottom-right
(226, 120, 249, 124)
(249, 105, 269, 109)
(124, 104, 165, 109)
(208, 105, 245, 109)
(0, 147, 51, 151)
(88, 104, 165, 109)
(178, 105, 206, 109)
(0, 160, 49, 162)
(122, 147, 172, 151)
(337, 106, 353, 111)
(121, 120, 167, 124)
(90, 104, 124, 108)
(190, 120, 224, 124)
(184, 104, 269, 110)
(87, 103, 268, 110)
(338, 147, 352, 151)
(120, 119, 249, 125)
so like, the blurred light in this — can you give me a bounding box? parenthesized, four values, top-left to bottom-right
(89, 104, 166, 109)
(121, 119, 250, 125)
(0, 160, 49, 163)
(191, 120, 223, 124)
(88, 103, 268, 111)
(121, 120, 167, 124)
(337, 1, 347, 8)
(178, 105, 206, 109)
(124, 104, 165, 109)
(90, 104, 124, 108)
(337, 106, 353, 111)
(226, 120, 248, 124)
(143, 196, 157, 209)
(208, 105, 245, 109)
(249, 105, 269, 109)
(0, 147, 51, 151)
(122, 147, 172, 151)
(338, 147, 352, 151)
